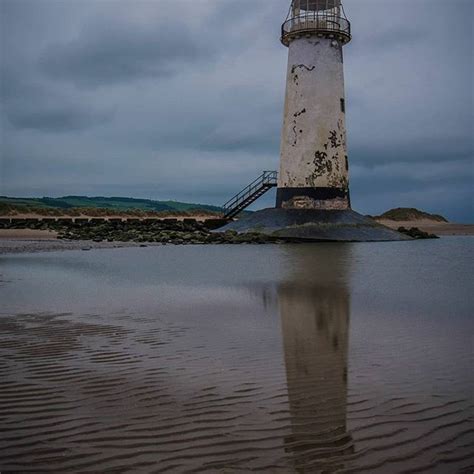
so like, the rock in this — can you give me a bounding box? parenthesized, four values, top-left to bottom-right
(398, 226, 439, 239)
(10, 217, 290, 246)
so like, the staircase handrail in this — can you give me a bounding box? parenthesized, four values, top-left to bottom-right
(222, 171, 277, 211)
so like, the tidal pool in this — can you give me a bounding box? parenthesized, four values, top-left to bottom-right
(0, 238, 472, 472)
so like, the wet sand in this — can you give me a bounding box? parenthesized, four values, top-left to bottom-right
(0, 230, 162, 254)
(0, 229, 59, 239)
(0, 238, 159, 255)
(1, 242, 473, 472)
(377, 219, 474, 235)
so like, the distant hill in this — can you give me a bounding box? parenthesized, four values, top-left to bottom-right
(0, 196, 223, 217)
(373, 208, 448, 223)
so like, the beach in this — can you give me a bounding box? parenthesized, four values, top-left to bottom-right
(376, 219, 474, 236)
(0, 238, 159, 255)
(0, 230, 164, 255)
(1, 240, 473, 472)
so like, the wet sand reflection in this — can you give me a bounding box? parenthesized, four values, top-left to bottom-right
(2, 243, 471, 472)
(278, 245, 353, 471)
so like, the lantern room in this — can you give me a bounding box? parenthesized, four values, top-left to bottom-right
(281, 0, 351, 46)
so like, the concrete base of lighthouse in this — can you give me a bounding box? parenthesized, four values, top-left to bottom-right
(219, 208, 411, 242)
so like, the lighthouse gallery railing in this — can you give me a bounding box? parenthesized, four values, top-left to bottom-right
(281, 12, 351, 45)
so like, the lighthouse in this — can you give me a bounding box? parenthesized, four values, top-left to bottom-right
(277, 0, 352, 210)
(221, 0, 408, 241)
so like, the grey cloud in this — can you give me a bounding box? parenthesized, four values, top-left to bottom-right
(201, 125, 280, 154)
(359, 28, 424, 51)
(6, 103, 112, 133)
(349, 137, 473, 167)
(199, 87, 282, 153)
(0, 0, 473, 222)
(352, 180, 473, 224)
(350, 157, 474, 222)
(1, 71, 114, 132)
(351, 160, 473, 191)
(35, 0, 273, 90)
(39, 19, 215, 88)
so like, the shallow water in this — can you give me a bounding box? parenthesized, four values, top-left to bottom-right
(0, 238, 473, 473)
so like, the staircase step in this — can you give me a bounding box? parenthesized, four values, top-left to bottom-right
(222, 171, 278, 218)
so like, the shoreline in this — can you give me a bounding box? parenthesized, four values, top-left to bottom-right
(0, 229, 471, 255)
(376, 220, 474, 236)
(0, 235, 165, 255)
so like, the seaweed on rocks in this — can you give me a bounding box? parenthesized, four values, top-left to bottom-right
(397, 226, 439, 239)
(4, 219, 282, 245)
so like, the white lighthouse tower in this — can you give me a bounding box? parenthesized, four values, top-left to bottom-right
(277, 0, 352, 210)
(221, 0, 408, 241)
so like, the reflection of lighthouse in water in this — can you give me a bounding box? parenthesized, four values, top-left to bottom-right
(277, 247, 352, 470)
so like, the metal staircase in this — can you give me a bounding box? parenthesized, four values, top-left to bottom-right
(222, 171, 278, 219)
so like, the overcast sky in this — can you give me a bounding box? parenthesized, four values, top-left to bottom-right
(0, 0, 472, 221)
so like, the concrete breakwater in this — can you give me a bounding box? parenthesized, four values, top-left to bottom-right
(0, 216, 228, 229)
(0, 217, 281, 245)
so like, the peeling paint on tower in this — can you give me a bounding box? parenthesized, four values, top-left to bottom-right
(277, 0, 352, 210)
(220, 2, 409, 242)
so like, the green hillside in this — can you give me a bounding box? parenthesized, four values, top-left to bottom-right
(375, 207, 448, 223)
(0, 196, 223, 216)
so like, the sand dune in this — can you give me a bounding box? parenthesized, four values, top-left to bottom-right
(376, 219, 474, 236)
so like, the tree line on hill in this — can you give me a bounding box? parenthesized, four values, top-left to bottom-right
(0, 196, 223, 217)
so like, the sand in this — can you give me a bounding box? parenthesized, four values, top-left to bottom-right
(0, 229, 58, 239)
(376, 219, 474, 236)
(0, 230, 164, 255)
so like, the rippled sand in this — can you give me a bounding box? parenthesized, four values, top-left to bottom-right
(1, 241, 473, 472)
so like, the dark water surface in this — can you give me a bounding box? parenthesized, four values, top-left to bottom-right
(1, 238, 473, 473)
